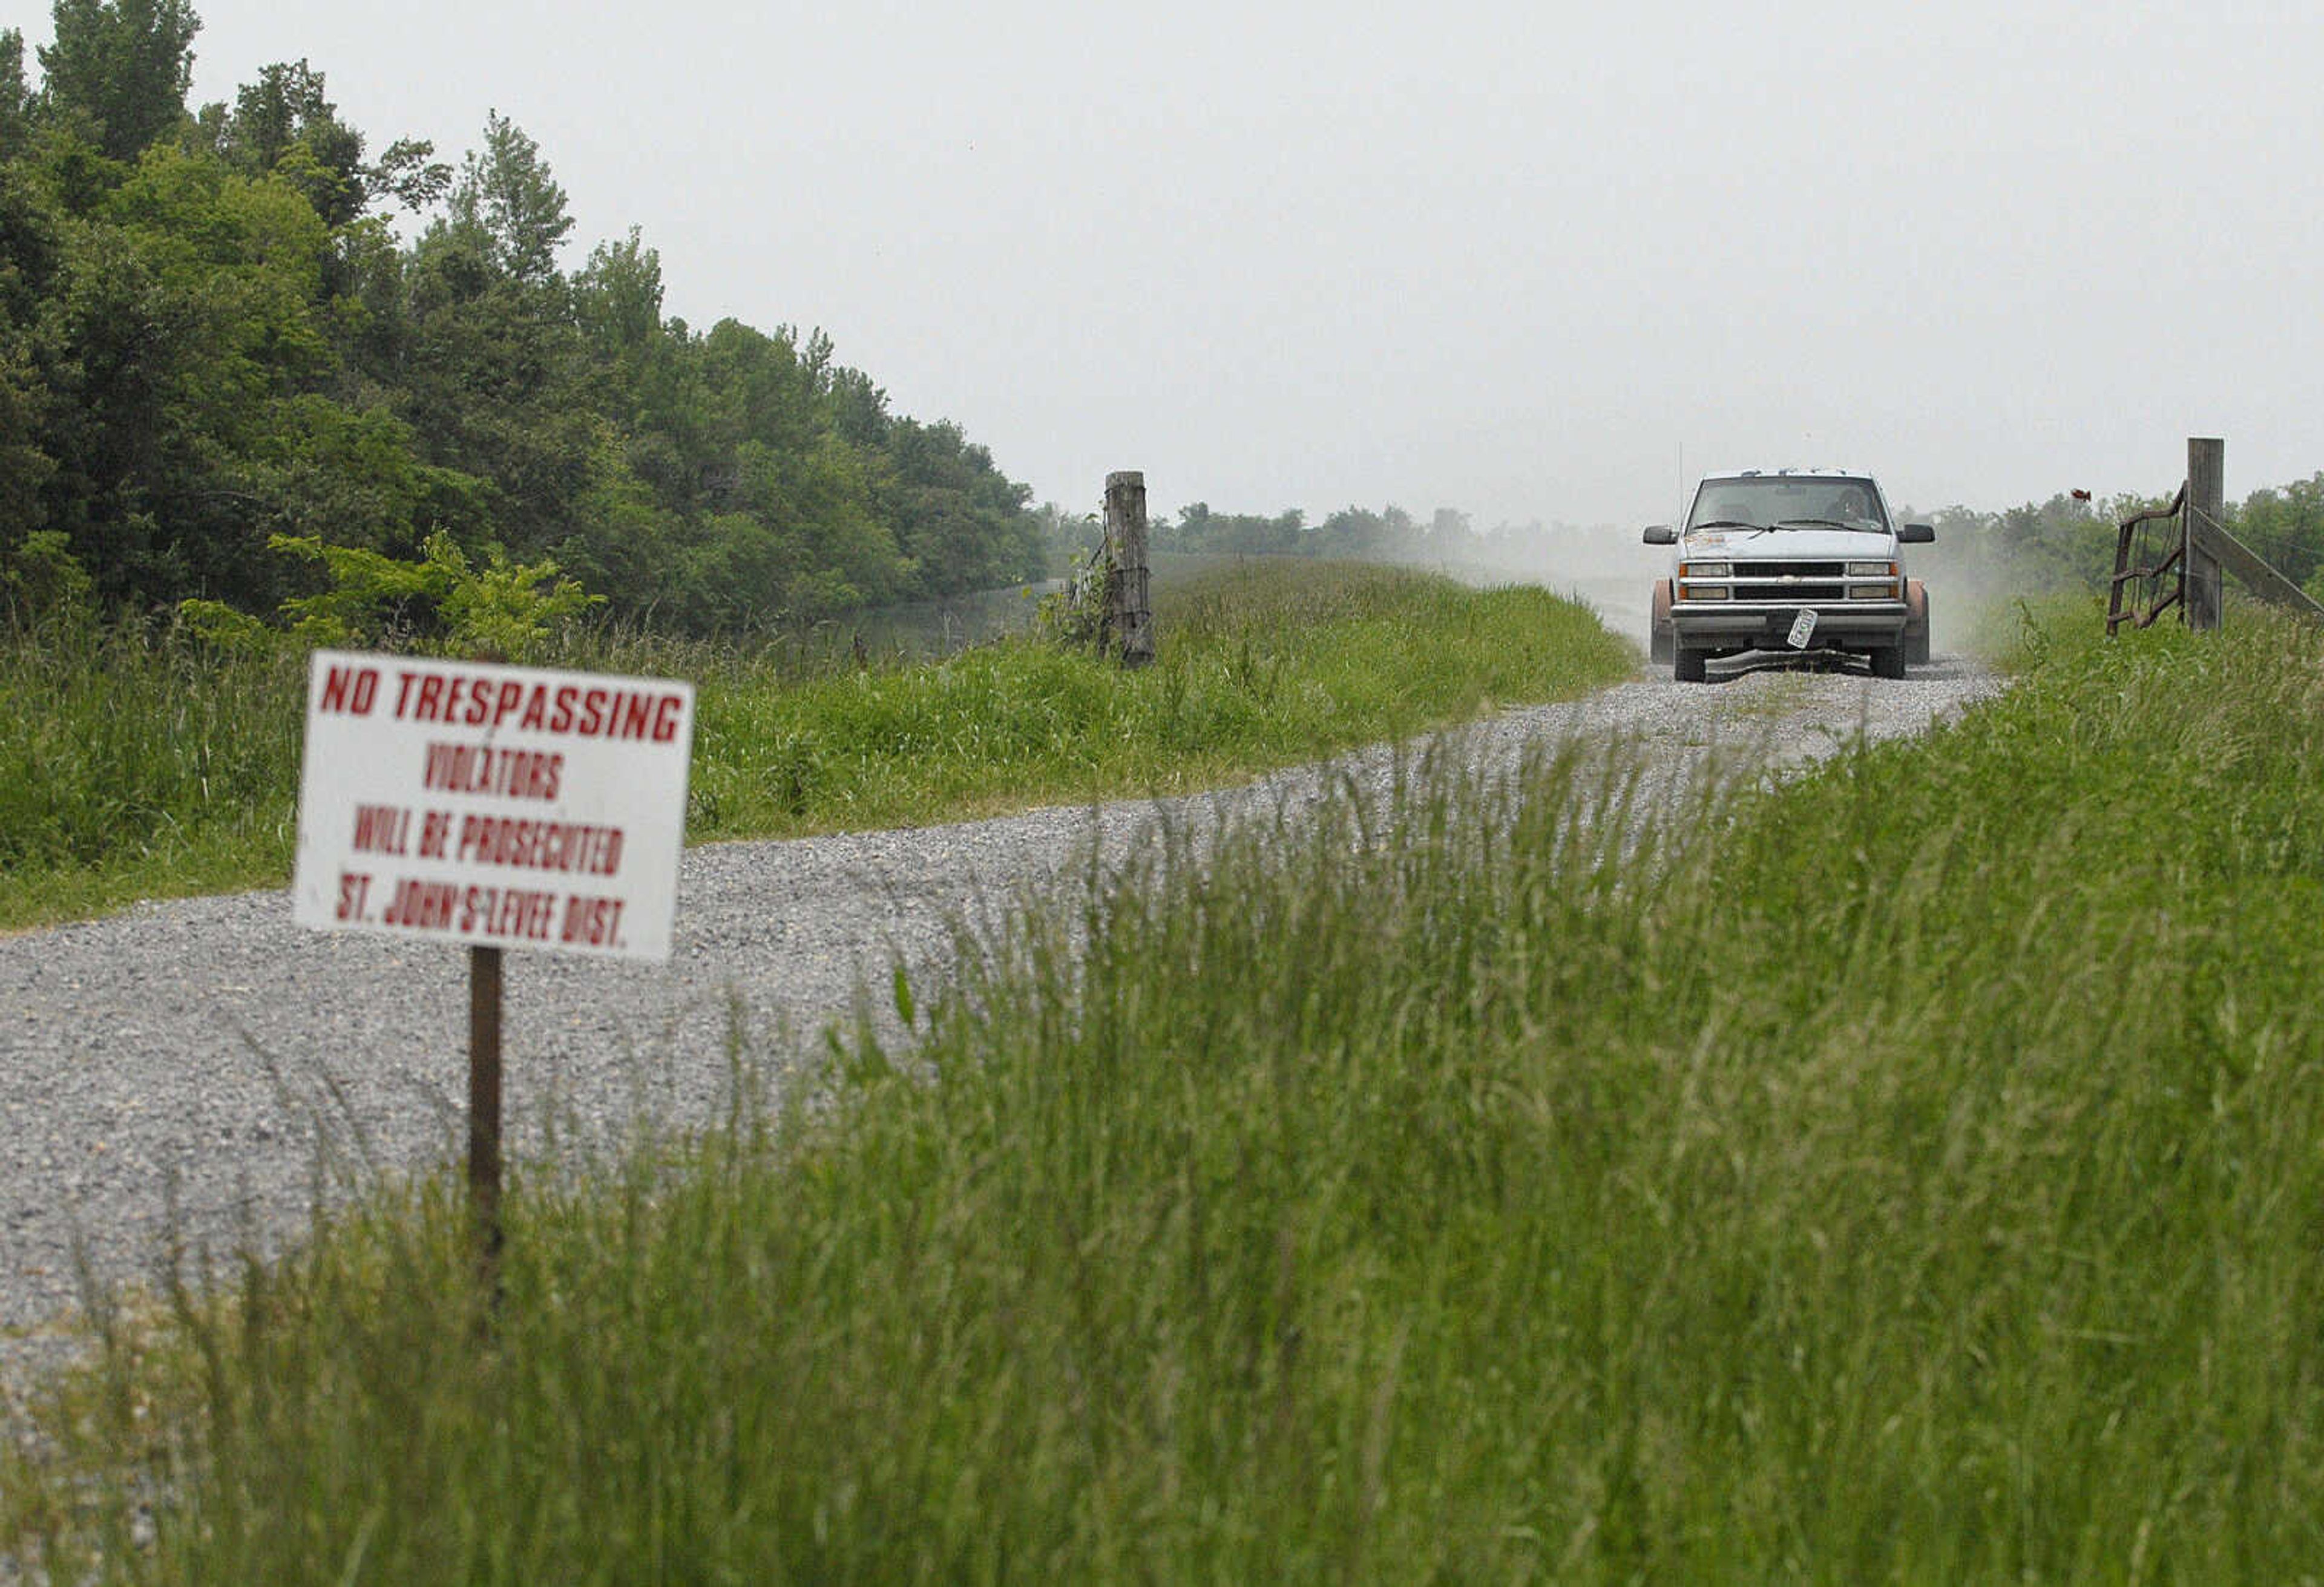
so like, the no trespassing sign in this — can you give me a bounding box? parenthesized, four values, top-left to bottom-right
(292, 651, 696, 962)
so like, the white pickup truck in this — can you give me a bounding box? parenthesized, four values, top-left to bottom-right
(1644, 468, 1933, 682)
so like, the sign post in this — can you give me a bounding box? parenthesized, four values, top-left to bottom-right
(291, 650, 697, 1286)
(470, 940, 503, 1283)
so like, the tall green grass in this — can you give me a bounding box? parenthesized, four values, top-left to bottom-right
(682, 561, 1628, 834)
(0, 614, 308, 924)
(14, 606, 2324, 1580)
(0, 563, 1634, 931)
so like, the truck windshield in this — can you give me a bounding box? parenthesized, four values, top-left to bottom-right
(1688, 479, 1888, 532)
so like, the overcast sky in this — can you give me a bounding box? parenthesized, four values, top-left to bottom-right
(24, 0, 2324, 526)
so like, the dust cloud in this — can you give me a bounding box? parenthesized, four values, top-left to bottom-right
(1410, 523, 1669, 659)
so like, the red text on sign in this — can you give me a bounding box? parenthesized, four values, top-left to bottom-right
(559, 894, 625, 948)
(391, 672, 684, 742)
(376, 879, 562, 941)
(318, 665, 380, 716)
(455, 816, 624, 875)
(350, 804, 409, 855)
(422, 742, 563, 800)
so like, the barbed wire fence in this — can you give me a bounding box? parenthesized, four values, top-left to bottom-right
(2106, 437, 2324, 638)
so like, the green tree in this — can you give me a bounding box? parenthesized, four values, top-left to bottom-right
(195, 59, 369, 226)
(396, 218, 592, 558)
(674, 508, 795, 629)
(572, 226, 672, 433)
(2231, 474, 2324, 593)
(33, 143, 404, 610)
(36, 0, 200, 161)
(825, 362, 888, 448)
(574, 226, 663, 357)
(1154, 501, 1304, 556)
(1315, 505, 1422, 560)
(885, 417, 1039, 594)
(447, 110, 571, 284)
(699, 318, 820, 465)
(188, 528, 600, 658)
(0, 29, 32, 149)
(550, 420, 684, 618)
(0, 162, 62, 563)
(360, 136, 450, 216)
(0, 68, 1047, 635)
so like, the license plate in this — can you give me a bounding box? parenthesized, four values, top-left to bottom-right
(1786, 609, 1817, 649)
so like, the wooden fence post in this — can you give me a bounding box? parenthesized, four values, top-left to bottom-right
(2187, 437, 2225, 632)
(1104, 470, 1155, 667)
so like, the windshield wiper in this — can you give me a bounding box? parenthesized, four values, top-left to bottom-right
(1687, 519, 1760, 531)
(1773, 518, 1886, 533)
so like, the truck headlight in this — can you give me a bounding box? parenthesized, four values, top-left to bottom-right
(1846, 560, 1900, 599)
(1677, 560, 1730, 600)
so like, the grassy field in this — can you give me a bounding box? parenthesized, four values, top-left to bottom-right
(11, 603, 2324, 1580)
(0, 561, 1634, 932)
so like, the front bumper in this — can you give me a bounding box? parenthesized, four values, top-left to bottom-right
(1670, 601, 1909, 650)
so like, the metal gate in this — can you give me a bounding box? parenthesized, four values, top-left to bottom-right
(2106, 483, 2188, 636)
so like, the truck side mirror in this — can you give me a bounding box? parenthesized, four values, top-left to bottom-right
(1642, 525, 1677, 545)
(1898, 523, 1935, 544)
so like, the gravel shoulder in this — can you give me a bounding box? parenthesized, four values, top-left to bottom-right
(0, 652, 2002, 1416)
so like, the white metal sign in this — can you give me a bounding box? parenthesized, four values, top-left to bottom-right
(292, 651, 695, 961)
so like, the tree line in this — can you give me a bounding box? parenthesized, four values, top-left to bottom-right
(0, 1, 1046, 638)
(1907, 476, 2324, 606)
(1065, 501, 1573, 569)
(1135, 481, 2324, 607)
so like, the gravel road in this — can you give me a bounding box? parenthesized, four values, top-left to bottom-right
(1, 652, 2001, 1411)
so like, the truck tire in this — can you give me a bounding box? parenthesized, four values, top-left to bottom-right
(1674, 644, 1707, 684)
(1871, 643, 1907, 680)
(1649, 581, 1673, 664)
(1905, 580, 1931, 665)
